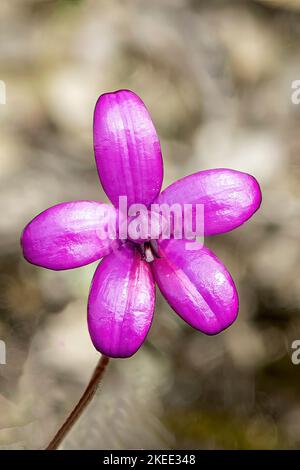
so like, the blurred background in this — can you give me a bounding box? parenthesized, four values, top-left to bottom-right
(1, 0, 300, 450)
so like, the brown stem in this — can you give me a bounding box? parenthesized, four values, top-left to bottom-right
(46, 355, 110, 450)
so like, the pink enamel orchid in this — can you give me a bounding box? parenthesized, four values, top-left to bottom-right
(21, 89, 262, 358)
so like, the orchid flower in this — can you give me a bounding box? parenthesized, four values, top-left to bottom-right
(21, 90, 262, 359)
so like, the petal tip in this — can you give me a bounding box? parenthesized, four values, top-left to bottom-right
(94, 89, 144, 119)
(249, 173, 262, 212)
(202, 301, 239, 336)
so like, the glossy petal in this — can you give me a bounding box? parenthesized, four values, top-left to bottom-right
(88, 244, 155, 358)
(151, 239, 238, 334)
(21, 201, 119, 270)
(155, 168, 262, 236)
(93, 89, 163, 208)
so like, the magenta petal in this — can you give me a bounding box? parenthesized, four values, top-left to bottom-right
(151, 239, 238, 334)
(88, 244, 155, 358)
(21, 201, 119, 270)
(155, 168, 262, 236)
(93, 89, 163, 208)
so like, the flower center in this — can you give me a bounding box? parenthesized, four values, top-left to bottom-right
(136, 240, 160, 263)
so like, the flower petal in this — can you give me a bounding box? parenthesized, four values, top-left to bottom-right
(155, 168, 261, 235)
(88, 243, 155, 358)
(151, 239, 238, 334)
(21, 201, 119, 270)
(93, 89, 163, 208)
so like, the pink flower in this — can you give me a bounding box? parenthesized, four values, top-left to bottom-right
(21, 90, 261, 358)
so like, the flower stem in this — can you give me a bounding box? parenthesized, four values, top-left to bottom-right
(46, 355, 110, 450)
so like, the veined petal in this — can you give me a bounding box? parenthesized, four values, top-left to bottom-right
(155, 168, 261, 236)
(151, 239, 238, 335)
(21, 201, 119, 270)
(88, 244, 155, 358)
(93, 89, 163, 208)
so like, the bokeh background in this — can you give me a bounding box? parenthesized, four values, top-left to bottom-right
(1, 0, 300, 450)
